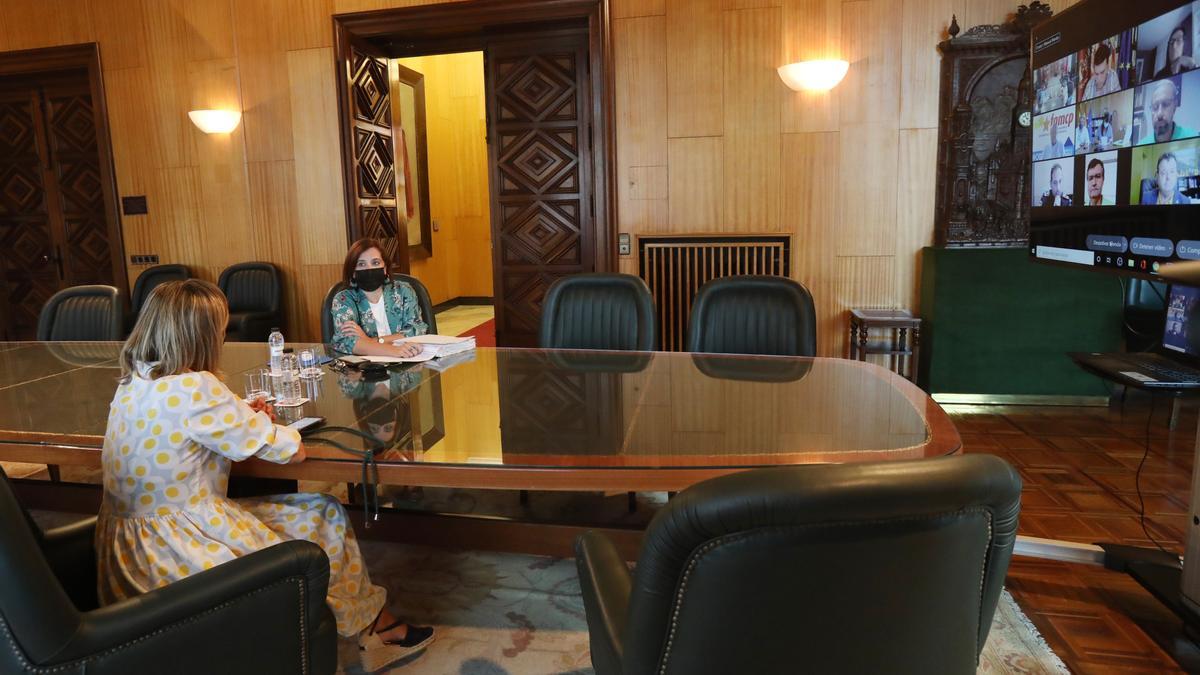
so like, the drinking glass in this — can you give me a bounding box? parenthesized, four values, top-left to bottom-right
(299, 348, 319, 378)
(244, 370, 267, 402)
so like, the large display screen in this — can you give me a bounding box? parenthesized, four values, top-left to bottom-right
(1029, 0, 1200, 277)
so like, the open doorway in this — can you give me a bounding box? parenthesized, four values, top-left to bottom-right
(392, 51, 496, 344)
(334, 0, 614, 347)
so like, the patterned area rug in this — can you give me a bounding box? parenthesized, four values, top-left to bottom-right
(339, 542, 1070, 674)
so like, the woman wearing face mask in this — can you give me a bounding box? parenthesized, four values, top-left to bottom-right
(330, 238, 429, 356)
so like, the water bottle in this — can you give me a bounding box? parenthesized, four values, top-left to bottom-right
(268, 327, 285, 374)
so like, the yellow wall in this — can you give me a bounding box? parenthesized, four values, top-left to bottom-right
(0, 0, 1078, 348)
(399, 52, 494, 306)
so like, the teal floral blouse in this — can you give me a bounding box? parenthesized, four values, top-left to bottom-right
(329, 280, 428, 354)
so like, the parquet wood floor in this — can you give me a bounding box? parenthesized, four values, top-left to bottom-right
(954, 401, 1200, 673)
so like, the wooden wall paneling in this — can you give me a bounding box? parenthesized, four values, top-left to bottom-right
(233, 1, 294, 163)
(613, 0, 666, 18)
(188, 58, 252, 271)
(667, 136, 722, 233)
(247, 159, 303, 337)
(782, 132, 838, 297)
(287, 47, 348, 267)
(179, 0, 237, 62)
(153, 166, 206, 269)
(142, 1, 198, 170)
(722, 7, 782, 232)
(665, 0, 723, 138)
(781, 0, 841, 134)
(102, 67, 158, 196)
(895, 128, 937, 312)
(614, 15, 667, 202)
(899, 0, 952, 130)
(837, 123, 898, 256)
(839, 0, 901, 126)
(89, 0, 150, 71)
(627, 166, 667, 201)
(835, 255, 896, 309)
(296, 263, 341, 341)
(721, 0, 782, 9)
(0, 0, 92, 52)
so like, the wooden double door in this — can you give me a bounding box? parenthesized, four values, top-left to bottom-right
(0, 69, 121, 340)
(339, 12, 609, 347)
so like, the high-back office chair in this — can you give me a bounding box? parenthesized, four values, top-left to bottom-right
(575, 454, 1021, 675)
(36, 285, 123, 341)
(1124, 278, 1166, 353)
(218, 262, 282, 342)
(127, 264, 190, 332)
(320, 274, 438, 346)
(685, 275, 816, 356)
(0, 467, 337, 675)
(539, 273, 656, 351)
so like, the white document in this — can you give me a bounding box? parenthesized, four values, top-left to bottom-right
(394, 334, 476, 359)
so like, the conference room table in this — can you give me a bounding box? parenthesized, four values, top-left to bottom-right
(0, 341, 961, 555)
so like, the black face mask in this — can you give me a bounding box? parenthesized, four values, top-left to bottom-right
(354, 268, 388, 292)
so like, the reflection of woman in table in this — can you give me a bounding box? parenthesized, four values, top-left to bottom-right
(338, 369, 424, 501)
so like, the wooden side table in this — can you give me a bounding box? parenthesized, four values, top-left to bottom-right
(848, 309, 922, 381)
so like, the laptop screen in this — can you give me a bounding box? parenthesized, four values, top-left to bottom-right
(1164, 284, 1200, 357)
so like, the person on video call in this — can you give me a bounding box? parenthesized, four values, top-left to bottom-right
(1140, 152, 1188, 204)
(1075, 116, 1091, 152)
(1046, 122, 1065, 158)
(1155, 26, 1197, 79)
(1040, 164, 1073, 206)
(1149, 79, 1195, 142)
(1083, 43, 1121, 99)
(1086, 157, 1114, 206)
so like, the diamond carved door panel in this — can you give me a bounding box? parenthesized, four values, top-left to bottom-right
(0, 91, 56, 340)
(343, 41, 404, 268)
(0, 70, 115, 340)
(488, 35, 593, 347)
(48, 88, 112, 287)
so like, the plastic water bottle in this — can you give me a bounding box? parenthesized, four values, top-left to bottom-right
(268, 327, 284, 374)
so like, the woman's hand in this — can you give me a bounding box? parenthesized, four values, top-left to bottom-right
(247, 397, 276, 422)
(391, 341, 422, 358)
(340, 321, 368, 340)
(288, 444, 307, 464)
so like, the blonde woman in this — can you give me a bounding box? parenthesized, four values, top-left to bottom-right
(98, 280, 433, 672)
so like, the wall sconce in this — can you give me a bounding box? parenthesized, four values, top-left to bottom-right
(188, 109, 242, 134)
(777, 60, 850, 92)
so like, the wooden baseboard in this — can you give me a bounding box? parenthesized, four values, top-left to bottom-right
(432, 296, 494, 312)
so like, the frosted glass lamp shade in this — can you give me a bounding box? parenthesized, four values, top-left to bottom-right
(188, 109, 242, 134)
(777, 60, 850, 92)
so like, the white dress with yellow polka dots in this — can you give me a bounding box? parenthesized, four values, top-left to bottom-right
(97, 367, 386, 637)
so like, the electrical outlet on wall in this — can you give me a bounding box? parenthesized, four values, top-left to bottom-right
(618, 233, 631, 256)
(130, 255, 160, 266)
(432, 219, 440, 232)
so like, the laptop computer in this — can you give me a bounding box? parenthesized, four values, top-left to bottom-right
(1070, 283, 1200, 389)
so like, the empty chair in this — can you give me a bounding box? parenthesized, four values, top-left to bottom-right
(218, 262, 282, 342)
(127, 264, 190, 332)
(0, 466, 338, 675)
(575, 454, 1021, 675)
(686, 275, 816, 356)
(539, 273, 656, 351)
(37, 285, 122, 341)
(321, 274, 438, 345)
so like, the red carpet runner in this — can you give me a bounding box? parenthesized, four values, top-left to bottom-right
(457, 318, 495, 348)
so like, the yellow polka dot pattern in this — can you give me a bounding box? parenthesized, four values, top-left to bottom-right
(96, 368, 379, 637)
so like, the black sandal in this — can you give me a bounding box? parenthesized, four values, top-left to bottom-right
(358, 611, 435, 672)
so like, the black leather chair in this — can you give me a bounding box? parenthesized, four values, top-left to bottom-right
(685, 275, 816, 356)
(36, 285, 123, 341)
(127, 264, 190, 332)
(321, 274, 438, 346)
(576, 454, 1021, 675)
(0, 467, 337, 674)
(539, 273, 656, 351)
(218, 262, 282, 342)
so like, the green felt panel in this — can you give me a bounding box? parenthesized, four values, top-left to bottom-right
(919, 247, 1123, 396)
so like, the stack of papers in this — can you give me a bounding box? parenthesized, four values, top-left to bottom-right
(397, 334, 477, 359)
(353, 334, 477, 364)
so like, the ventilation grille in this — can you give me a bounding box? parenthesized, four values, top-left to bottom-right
(638, 235, 791, 351)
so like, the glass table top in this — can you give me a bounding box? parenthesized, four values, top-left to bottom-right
(0, 342, 958, 470)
